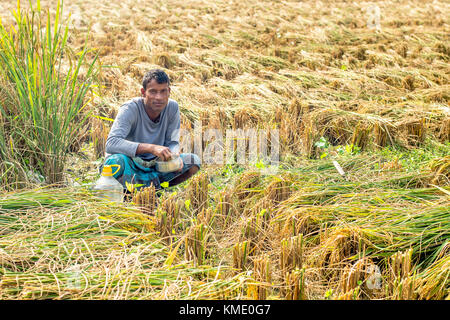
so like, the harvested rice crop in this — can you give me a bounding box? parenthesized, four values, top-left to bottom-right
(0, 0, 449, 300)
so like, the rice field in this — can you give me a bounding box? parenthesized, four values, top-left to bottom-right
(0, 0, 449, 300)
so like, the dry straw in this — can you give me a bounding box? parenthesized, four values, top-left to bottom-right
(1, 0, 449, 301)
(185, 222, 209, 266)
(282, 268, 307, 300)
(248, 254, 272, 300)
(133, 184, 157, 215)
(156, 192, 181, 243)
(187, 171, 209, 213)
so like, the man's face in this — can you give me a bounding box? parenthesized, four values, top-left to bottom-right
(141, 79, 171, 115)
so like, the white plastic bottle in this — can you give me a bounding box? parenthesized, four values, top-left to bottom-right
(93, 165, 123, 203)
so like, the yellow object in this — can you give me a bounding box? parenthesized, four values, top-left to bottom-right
(94, 164, 123, 203)
(102, 164, 120, 176)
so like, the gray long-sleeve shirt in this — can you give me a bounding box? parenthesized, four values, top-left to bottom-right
(105, 97, 180, 160)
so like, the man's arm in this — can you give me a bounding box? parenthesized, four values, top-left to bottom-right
(105, 104, 139, 157)
(136, 143, 173, 160)
(135, 102, 180, 161)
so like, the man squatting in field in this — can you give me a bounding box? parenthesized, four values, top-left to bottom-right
(103, 69, 201, 191)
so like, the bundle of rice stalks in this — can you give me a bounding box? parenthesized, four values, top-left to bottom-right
(0, 264, 248, 300)
(270, 189, 448, 298)
(248, 254, 272, 300)
(411, 86, 450, 103)
(152, 52, 178, 69)
(397, 117, 426, 147)
(198, 108, 231, 132)
(239, 208, 271, 253)
(275, 174, 445, 207)
(233, 171, 261, 205)
(233, 107, 264, 129)
(387, 249, 416, 300)
(0, 187, 252, 299)
(187, 172, 209, 213)
(282, 268, 307, 300)
(185, 223, 209, 266)
(263, 175, 293, 206)
(204, 53, 243, 81)
(133, 184, 157, 215)
(415, 246, 449, 300)
(272, 207, 330, 239)
(280, 235, 304, 276)
(232, 241, 250, 272)
(390, 249, 414, 279)
(373, 121, 395, 148)
(428, 156, 450, 186)
(91, 118, 110, 159)
(276, 98, 310, 154)
(197, 207, 214, 227)
(316, 109, 362, 147)
(376, 205, 450, 263)
(197, 109, 219, 132)
(401, 75, 415, 91)
(277, 112, 299, 155)
(336, 287, 360, 300)
(437, 117, 449, 142)
(285, 200, 447, 260)
(313, 227, 367, 280)
(156, 193, 181, 243)
(339, 257, 382, 299)
(301, 108, 394, 157)
(350, 123, 372, 151)
(214, 187, 237, 227)
(0, 188, 87, 210)
(213, 108, 233, 131)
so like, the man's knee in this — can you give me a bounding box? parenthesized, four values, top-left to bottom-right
(181, 153, 201, 170)
(188, 164, 199, 176)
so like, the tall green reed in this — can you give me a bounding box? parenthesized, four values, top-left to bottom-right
(0, 0, 98, 188)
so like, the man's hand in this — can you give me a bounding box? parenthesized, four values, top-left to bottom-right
(151, 145, 173, 161)
(137, 143, 173, 161)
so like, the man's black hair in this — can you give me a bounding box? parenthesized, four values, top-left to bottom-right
(142, 69, 170, 90)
